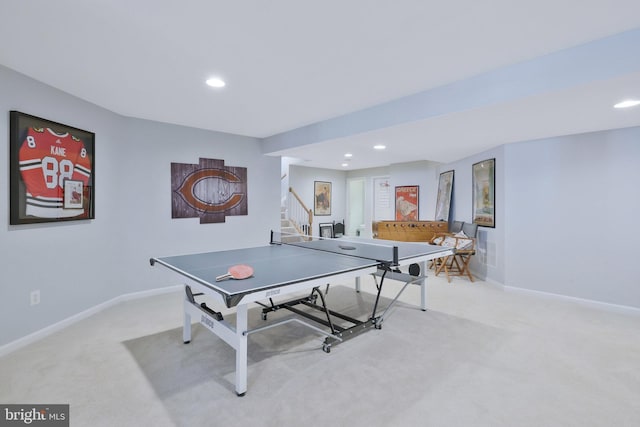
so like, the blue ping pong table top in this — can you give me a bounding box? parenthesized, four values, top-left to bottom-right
(153, 237, 447, 303)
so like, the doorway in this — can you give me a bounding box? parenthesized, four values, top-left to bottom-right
(347, 178, 365, 236)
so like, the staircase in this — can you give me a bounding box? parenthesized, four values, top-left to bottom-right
(280, 207, 310, 243)
(280, 186, 312, 241)
(280, 207, 297, 235)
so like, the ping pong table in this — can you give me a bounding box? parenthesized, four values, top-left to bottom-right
(150, 231, 454, 396)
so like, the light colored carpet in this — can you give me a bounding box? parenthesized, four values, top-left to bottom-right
(1, 275, 639, 427)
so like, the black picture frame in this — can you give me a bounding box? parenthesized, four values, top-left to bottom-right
(319, 223, 334, 238)
(472, 158, 495, 228)
(435, 170, 454, 221)
(10, 111, 95, 225)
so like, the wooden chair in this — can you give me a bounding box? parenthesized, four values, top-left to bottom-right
(429, 222, 478, 282)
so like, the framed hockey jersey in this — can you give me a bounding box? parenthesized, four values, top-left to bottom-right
(10, 111, 95, 225)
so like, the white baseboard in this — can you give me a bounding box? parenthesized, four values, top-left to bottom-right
(0, 285, 182, 358)
(503, 285, 640, 316)
(465, 273, 639, 316)
(476, 276, 504, 288)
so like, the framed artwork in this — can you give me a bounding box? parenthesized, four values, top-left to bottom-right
(63, 180, 84, 209)
(435, 170, 454, 221)
(319, 223, 334, 238)
(314, 181, 331, 216)
(10, 111, 95, 225)
(373, 176, 392, 221)
(395, 185, 419, 220)
(171, 158, 247, 224)
(472, 158, 495, 227)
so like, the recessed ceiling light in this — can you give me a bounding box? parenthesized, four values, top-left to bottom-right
(614, 99, 640, 109)
(344, 153, 353, 158)
(206, 77, 226, 88)
(373, 144, 386, 150)
(613, 99, 640, 109)
(341, 162, 349, 167)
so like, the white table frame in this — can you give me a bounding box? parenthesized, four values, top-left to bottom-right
(156, 250, 453, 396)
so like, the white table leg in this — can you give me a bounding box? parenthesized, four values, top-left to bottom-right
(420, 261, 427, 311)
(235, 304, 248, 396)
(183, 288, 192, 343)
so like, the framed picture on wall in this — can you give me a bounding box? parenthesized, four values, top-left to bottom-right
(373, 176, 392, 221)
(63, 180, 84, 209)
(472, 158, 495, 227)
(319, 223, 334, 238)
(434, 170, 454, 221)
(171, 157, 248, 224)
(314, 181, 331, 215)
(395, 185, 419, 220)
(9, 111, 95, 225)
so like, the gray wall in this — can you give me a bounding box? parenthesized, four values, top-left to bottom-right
(504, 128, 640, 307)
(437, 146, 506, 284)
(340, 157, 505, 284)
(288, 165, 347, 234)
(342, 130, 639, 310)
(0, 65, 281, 347)
(387, 161, 442, 220)
(2, 62, 638, 350)
(437, 128, 640, 308)
(288, 161, 443, 238)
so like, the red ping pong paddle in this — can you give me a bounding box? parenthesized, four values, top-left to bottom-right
(216, 264, 254, 281)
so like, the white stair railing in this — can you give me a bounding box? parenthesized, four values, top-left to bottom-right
(287, 187, 312, 236)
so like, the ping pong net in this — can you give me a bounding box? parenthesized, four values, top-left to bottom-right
(270, 230, 399, 266)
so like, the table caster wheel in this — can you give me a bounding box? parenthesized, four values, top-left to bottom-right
(322, 343, 331, 353)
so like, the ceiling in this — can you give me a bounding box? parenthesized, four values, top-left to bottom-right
(2, 0, 640, 170)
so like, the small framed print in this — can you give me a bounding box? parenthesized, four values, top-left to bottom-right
(472, 158, 495, 227)
(395, 185, 419, 220)
(314, 181, 331, 216)
(64, 180, 84, 209)
(435, 170, 454, 221)
(10, 111, 95, 224)
(319, 223, 334, 238)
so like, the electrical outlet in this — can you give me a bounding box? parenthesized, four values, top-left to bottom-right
(30, 290, 40, 306)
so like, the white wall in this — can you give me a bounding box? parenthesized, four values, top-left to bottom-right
(388, 160, 442, 220)
(346, 162, 442, 237)
(288, 165, 347, 235)
(347, 166, 390, 237)
(346, 153, 505, 284)
(504, 128, 640, 307)
(289, 161, 442, 239)
(437, 127, 640, 308)
(346, 177, 365, 236)
(259, 126, 638, 309)
(3, 62, 639, 351)
(437, 146, 506, 284)
(0, 65, 281, 346)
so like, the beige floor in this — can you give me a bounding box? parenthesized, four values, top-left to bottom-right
(1, 273, 639, 427)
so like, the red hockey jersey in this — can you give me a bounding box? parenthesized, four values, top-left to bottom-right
(19, 127, 92, 218)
